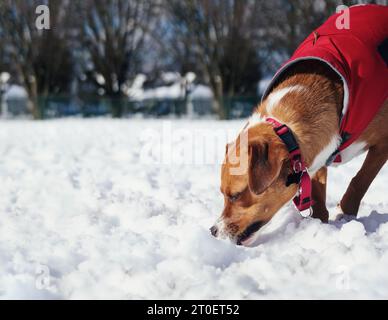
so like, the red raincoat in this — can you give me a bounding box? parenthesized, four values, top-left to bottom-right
(262, 4, 388, 164)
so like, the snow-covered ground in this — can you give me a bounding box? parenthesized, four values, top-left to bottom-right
(0, 119, 387, 299)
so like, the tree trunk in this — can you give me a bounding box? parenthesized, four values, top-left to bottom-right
(212, 75, 227, 120)
(212, 96, 225, 120)
(28, 96, 42, 120)
(26, 77, 43, 120)
(110, 94, 124, 118)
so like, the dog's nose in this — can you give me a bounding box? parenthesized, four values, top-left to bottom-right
(210, 225, 218, 237)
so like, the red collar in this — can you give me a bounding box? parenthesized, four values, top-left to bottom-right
(266, 117, 314, 217)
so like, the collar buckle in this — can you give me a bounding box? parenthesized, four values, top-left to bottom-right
(293, 161, 303, 173)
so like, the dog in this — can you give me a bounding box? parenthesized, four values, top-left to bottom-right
(211, 4, 388, 246)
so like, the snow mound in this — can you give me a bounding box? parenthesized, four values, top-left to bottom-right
(4, 85, 28, 100)
(0, 119, 387, 299)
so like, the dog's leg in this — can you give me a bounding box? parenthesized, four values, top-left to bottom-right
(340, 146, 387, 216)
(311, 166, 329, 223)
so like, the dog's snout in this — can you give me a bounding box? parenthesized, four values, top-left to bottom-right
(210, 225, 218, 237)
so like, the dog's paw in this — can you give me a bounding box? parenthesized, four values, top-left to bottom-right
(334, 203, 357, 222)
(332, 204, 345, 221)
(335, 213, 357, 223)
(335, 203, 344, 215)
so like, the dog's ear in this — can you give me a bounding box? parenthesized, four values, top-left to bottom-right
(248, 140, 285, 195)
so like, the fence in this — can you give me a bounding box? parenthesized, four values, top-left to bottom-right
(4, 95, 260, 120)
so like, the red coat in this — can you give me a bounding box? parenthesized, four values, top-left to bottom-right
(263, 4, 388, 163)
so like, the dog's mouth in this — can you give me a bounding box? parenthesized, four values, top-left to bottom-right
(236, 221, 264, 246)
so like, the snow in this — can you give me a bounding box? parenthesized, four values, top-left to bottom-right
(0, 118, 387, 299)
(161, 72, 182, 83)
(190, 84, 213, 99)
(0, 72, 11, 84)
(125, 74, 147, 100)
(125, 73, 213, 101)
(4, 85, 28, 100)
(141, 82, 183, 100)
(130, 83, 213, 101)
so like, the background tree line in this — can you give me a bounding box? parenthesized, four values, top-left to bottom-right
(0, 0, 386, 119)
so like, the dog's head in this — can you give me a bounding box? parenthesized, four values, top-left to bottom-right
(210, 122, 298, 246)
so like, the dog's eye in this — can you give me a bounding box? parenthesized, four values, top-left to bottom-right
(229, 193, 241, 202)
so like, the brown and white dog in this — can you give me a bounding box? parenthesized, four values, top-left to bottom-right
(211, 7, 388, 246)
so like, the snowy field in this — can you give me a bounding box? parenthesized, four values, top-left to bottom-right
(0, 118, 388, 299)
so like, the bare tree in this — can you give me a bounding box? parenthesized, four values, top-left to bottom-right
(76, 0, 159, 118)
(0, 0, 74, 119)
(256, 0, 385, 73)
(164, 0, 263, 119)
(0, 41, 7, 73)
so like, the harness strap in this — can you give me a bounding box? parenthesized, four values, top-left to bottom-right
(266, 117, 314, 217)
